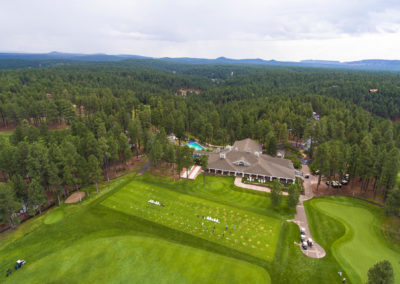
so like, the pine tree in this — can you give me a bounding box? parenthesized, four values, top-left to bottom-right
(287, 184, 300, 209)
(28, 178, 47, 215)
(87, 155, 102, 193)
(200, 154, 209, 187)
(270, 180, 282, 209)
(0, 183, 21, 228)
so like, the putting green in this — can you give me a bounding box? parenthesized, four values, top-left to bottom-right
(5, 236, 270, 284)
(312, 198, 400, 283)
(101, 179, 281, 261)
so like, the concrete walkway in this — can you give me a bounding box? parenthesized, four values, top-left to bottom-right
(234, 177, 289, 195)
(288, 165, 326, 258)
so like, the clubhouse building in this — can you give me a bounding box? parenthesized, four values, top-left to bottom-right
(195, 138, 296, 184)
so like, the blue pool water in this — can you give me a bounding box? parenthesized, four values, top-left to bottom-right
(187, 141, 205, 151)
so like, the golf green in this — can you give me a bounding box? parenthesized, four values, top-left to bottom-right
(4, 236, 270, 284)
(101, 178, 281, 260)
(310, 198, 400, 283)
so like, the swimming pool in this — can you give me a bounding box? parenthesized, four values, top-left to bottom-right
(187, 141, 205, 151)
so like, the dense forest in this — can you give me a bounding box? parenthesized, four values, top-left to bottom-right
(0, 61, 399, 227)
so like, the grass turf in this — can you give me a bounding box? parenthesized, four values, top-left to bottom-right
(306, 197, 400, 284)
(6, 235, 270, 284)
(101, 177, 281, 260)
(0, 172, 367, 284)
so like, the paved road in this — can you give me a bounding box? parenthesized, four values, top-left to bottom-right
(288, 165, 326, 258)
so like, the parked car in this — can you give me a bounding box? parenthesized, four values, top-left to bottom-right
(305, 174, 310, 179)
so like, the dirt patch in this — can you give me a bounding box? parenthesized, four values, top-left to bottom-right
(65, 192, 85, 204)
(105, 156, 147, 180)
(312, 177, 385, 205)
(148, 162, 177, 178)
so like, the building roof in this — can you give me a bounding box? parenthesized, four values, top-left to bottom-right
(203, 138, 295, 179)
(232, 138, 262, 152)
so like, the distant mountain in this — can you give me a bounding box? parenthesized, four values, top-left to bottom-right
(0, 52, 150, 62)
(1, 52, 400, 71)
(159, 57, 400, 71)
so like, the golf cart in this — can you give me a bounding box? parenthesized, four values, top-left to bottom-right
(304, 174, 310, 179)
(332, 181, 342, 188)
(300, 227, 306, 235)
(307, 238, 313, 247)
(15, 260, 26, 270)
(302, 241, 308, 250)
(300, 234, 306, 242)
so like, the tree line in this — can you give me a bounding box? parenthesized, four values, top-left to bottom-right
(0, 63, 399, 227)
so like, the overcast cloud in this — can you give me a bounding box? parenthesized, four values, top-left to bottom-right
(1, 0, 399, 61)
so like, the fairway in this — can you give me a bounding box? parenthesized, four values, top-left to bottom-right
(101, 178, 281, 260)
(310, 198, 400, 283)
(0, 173, 359, 284)
(5, 236, 270, 284)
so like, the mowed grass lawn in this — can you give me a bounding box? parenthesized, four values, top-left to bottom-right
(306, 197, 400, 284)
(102, 177, 281, 260)
(1, 173, 272, 284)
(1, 172, 358, 284)
(7, 235, 270, 284)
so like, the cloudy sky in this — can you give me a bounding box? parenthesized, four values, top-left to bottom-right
(1, 0, 399, 61)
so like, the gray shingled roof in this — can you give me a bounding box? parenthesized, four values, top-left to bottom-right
(232, 138, 262, 152)
(206, 139, 295, 179)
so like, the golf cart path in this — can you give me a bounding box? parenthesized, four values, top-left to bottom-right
(288, 165, 326, 258)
